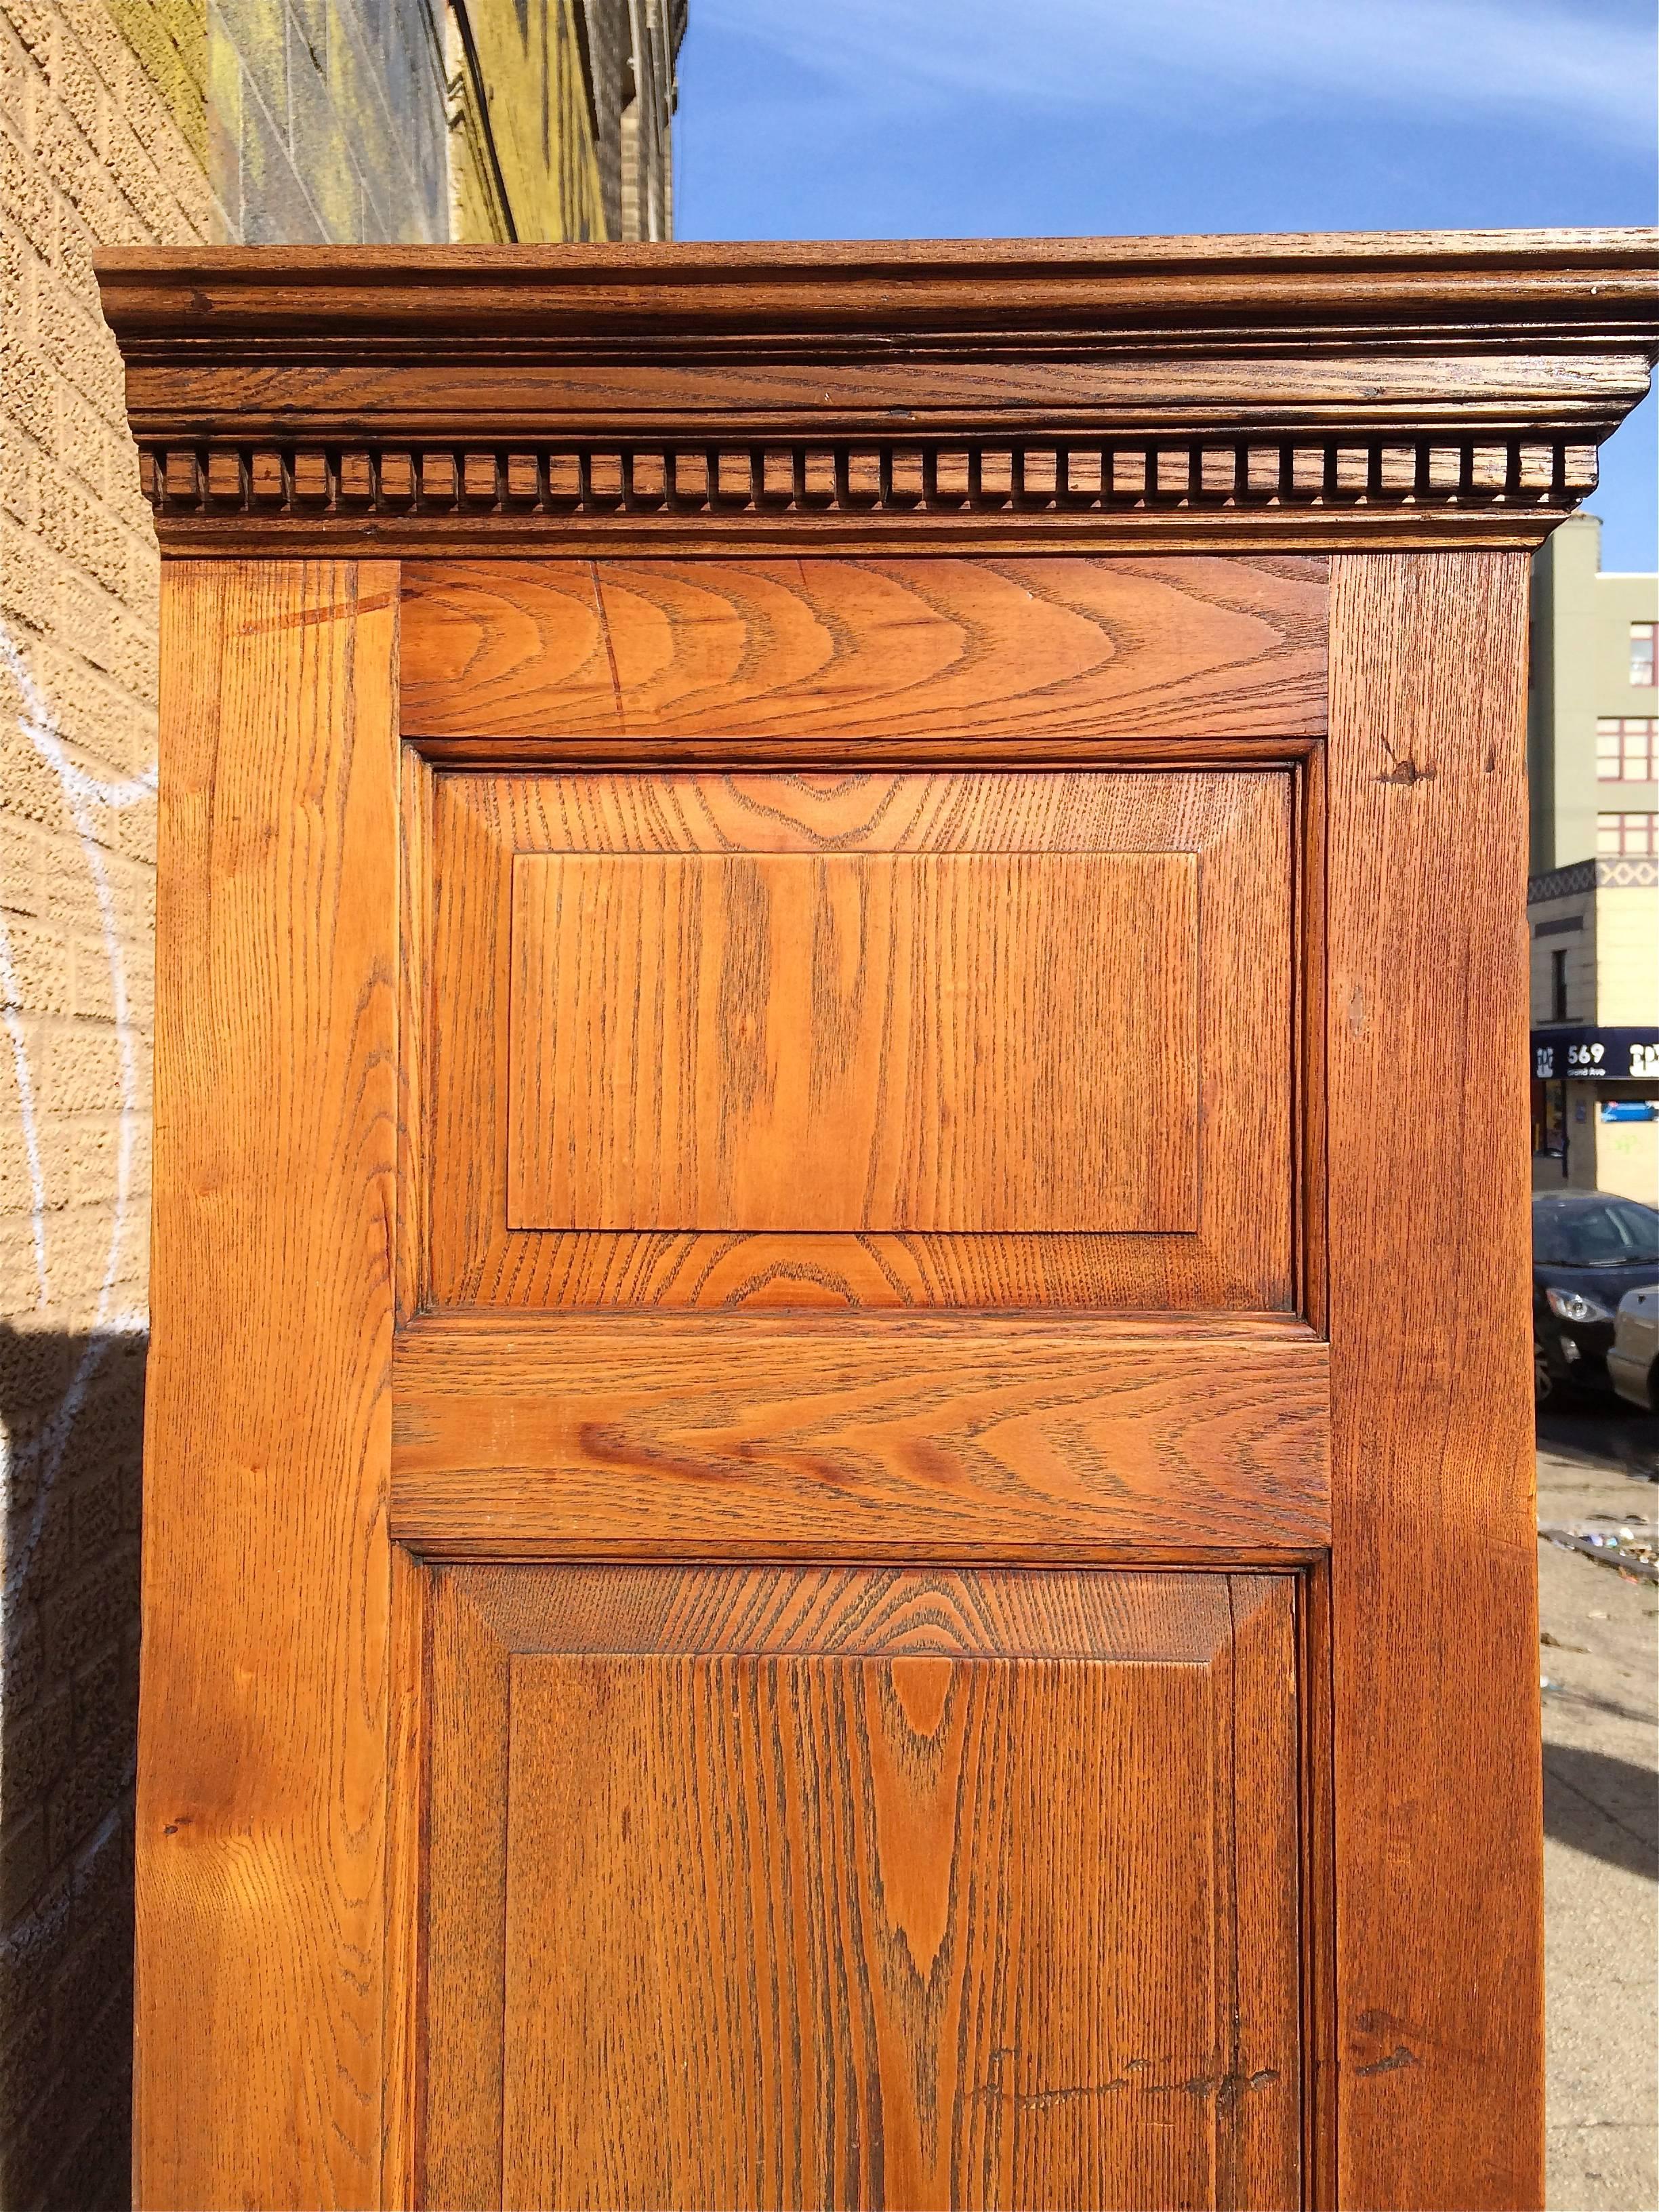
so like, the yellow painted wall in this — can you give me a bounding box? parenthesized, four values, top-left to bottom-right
(1593, 885, 1658, 1200)
(449, 0, 607, 242)
(1596, 884, 1659, 1027)
(1595, 1110, 1658, 1205)
(104, 0, 206, 163)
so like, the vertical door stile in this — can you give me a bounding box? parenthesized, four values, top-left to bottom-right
(140, 562, 403, 2209)
(1326, 551, 1541, 2211)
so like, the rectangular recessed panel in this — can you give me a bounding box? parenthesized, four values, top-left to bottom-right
(508, 851, 1197, 1233)
(427, 771, 1294, 1311)
(462, 1569, 1303, 2212)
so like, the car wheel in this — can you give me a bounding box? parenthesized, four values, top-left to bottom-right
(1534, 1338, 1554, 1405)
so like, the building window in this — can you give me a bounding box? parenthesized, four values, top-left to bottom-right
(1597, 811, 1659, 857)
(1551, 947, 1569, 1022)
(1596, 718, 1659, 781)
(1633, 621, 1657, 687)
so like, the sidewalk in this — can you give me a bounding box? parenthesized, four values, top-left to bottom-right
(1536, 1401, 1659, 2212)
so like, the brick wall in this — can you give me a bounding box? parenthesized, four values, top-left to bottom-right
(0, 1, 211, 2199)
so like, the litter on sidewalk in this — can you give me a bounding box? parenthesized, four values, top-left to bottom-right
(1538, 1518, 1659, 1583)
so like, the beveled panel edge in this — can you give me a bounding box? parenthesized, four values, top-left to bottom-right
(406, 1535, 1328, 1567)
(404, 733, 1328, 766)
(441, 1561, 1304, 1658)
(418, 767, 1299, 1314)
(396, 1305, 1324, 1338)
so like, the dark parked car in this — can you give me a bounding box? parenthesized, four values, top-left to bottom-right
(1533, 1193, 1659, 1403)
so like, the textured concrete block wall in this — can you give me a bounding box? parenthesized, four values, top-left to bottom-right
(0, 4, 446, 2202)
(0, 1, 212, 2200)
(0, 5, 672, 2199)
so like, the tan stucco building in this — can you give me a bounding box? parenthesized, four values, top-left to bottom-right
(1528, 512, 1658, 1200)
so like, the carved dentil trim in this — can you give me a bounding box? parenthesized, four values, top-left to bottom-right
(140, 433, 1598, 519)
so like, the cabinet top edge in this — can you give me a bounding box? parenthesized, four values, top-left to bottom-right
(95, 225, 1659, 342)
(102, 230, 1656, 552)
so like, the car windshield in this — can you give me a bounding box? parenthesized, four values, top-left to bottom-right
(1534, 1199, 1659, 1267)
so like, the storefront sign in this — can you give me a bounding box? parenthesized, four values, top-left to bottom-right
(1532, 1027, 1659, 1081)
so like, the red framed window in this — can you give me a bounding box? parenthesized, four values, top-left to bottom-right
(1597, 811, 1659, 856)
(1596, 718, 1658, 781)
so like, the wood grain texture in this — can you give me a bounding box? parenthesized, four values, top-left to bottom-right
(422, 1570, 511, 2211)
(401, 556, 1327, 739)
(390, 1315, 1330, 1558)
(396, 743, 434, 1325)
(429, 769, 1295, 1310)
(95, 225, 1659, 315)
(381, 1544, 426, 2211)
(138, 562, 402, 2209)
(1327, 552, 1541, 2209)
(108, 235, 1643, 2212)
(1297, 1559, 1339, 2212)
(508, 849, 1197, 1234)
(1295, 743, 1329, 1338)
(424, 1566, 1302, 2212)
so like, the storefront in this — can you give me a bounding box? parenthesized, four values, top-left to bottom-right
(1531, 1025, 1659, 1197)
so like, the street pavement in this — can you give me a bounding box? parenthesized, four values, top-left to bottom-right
(1536, 1395, 1658, 2212)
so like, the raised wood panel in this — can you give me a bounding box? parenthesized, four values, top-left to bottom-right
(390, 1316, 1330, 1559)
(426, 1567, 1303, 2212)
(139, 563, 401, 2209)
(400, 556, 1328, 740)
(508, 849, 1197, 1234)
(1326, 552, 1542, 2209)
(428, 769, 1294, 1311)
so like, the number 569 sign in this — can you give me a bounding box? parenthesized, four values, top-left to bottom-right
(1533, 1030, 1659, 1082)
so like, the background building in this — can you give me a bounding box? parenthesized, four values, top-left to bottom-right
(1528, 512, 1659, 1199)
(0, 5, 678, 2201)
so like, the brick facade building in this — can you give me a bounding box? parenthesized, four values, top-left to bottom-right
(0, 5, 679, 2199)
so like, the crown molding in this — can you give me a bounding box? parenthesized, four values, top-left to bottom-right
(98, 231, 1658, 555)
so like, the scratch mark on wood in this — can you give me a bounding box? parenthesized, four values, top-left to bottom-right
(588, 562, 628, 735)
(238, 590, 398, 634)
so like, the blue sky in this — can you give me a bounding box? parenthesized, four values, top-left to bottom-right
(676, 0, 1657, 570)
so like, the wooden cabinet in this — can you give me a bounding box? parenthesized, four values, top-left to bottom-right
(100, 232, 1656, 2211)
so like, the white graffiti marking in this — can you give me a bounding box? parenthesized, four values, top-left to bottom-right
(0, 618, 154, 1605)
